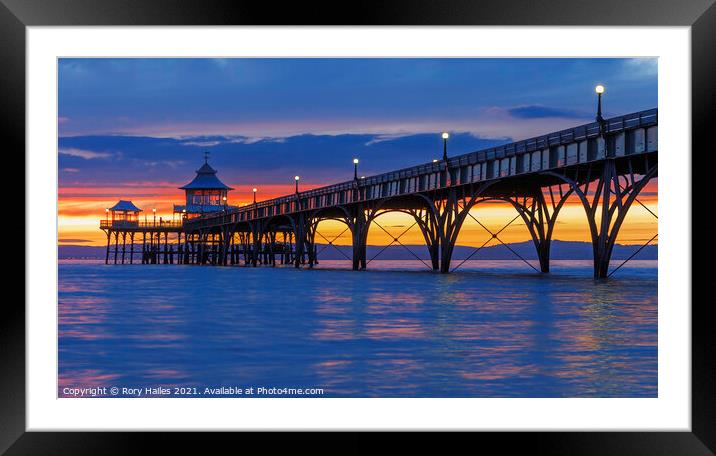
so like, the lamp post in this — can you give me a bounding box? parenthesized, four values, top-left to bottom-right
(595, 84, 605, 123)
(152, 208, 156, 226)
(222, 195, 227, 205)
(441, 132, 449, 162)
(105, 208, 109, 224)
(353, 158, 359, 180)
(253, 187, 257, 204)
(295, 175, 300, 194)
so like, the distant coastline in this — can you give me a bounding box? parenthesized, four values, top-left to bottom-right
(58, 240, 657, 261)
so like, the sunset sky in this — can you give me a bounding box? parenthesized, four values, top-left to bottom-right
(58, 58, 657, 247)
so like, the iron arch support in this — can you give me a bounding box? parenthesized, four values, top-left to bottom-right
(479, 185, 574, 273)
(545, 160, 658, 278)
(435, 180, 503, 273)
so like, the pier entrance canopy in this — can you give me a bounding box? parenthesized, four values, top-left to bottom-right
(174, 156, 234, 218)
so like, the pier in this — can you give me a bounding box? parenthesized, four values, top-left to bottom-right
(100, 108, 657, 278)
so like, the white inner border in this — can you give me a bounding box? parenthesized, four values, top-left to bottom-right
(27, 26, 691, 431)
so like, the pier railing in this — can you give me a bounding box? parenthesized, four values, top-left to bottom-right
(184, 108, 657, 231)
(100, 220, 184, 230)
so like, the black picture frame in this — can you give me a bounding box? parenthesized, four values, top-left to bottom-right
(4, 0, 714, 453)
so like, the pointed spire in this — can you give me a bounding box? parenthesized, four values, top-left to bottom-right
(179, 156, 233, 190)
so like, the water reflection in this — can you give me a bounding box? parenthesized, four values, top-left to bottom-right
(58, 260, 657, 397)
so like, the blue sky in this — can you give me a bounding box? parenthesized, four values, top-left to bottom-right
(59, 58, 657, 137)
(58, 58, 657, 189)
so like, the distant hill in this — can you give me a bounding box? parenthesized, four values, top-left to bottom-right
(59, 240, 656, 261)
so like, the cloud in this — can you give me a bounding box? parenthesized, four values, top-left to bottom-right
(57, 132, 509, 188)
(59, 148, 112, 159)
(227, 136, 263, 144)
(62, 168, 80, 173)
(58, 238, 93, 243)
(180, 140, 222, 147)
(365, 133, 413, 146)
(178, 136, 288, 147)
(58, 117, 70, 124)
(143, 160, 186, 168)
(622, 58, 658, 78)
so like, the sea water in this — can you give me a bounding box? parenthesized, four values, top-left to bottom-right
(58, 260, 657, 397)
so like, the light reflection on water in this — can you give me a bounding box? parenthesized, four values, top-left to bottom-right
(58, 260, 657, 397)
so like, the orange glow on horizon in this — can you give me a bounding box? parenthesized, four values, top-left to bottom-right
(59, 181, 658, 247)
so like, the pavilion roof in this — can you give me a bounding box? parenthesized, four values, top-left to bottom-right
(179, 160, 233, 190)
(109, 200, 142, 212)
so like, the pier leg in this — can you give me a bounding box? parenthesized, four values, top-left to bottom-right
(288, 232, 294, 265)
(547, 157, 657, 278)
(304, 225, 314, 268)
(431, 183, 498, 273)
(406, 207, 440, 271)
(292, 215, 309, 269)
(351, 213, 367, 271)
(268, 231, 277, 267)
(121, 232, 126, 264)
(198, 230, 205, 265)
(282, 232, 288, 265)
(190, 236, 196, 264)
(229, 231, 235, 265)
(217, 234, 221, 264)
(148, 231, 154, 264)
(177, 232, 182, 264)
(104, 230, 111, 264)
(150, 232, 156, 264)
(251, 227, 261, 267)
(497, 187, 574, 274)
(113, 231, 119, 264)
(439, 189, 461, 273)
(187, 233, 191, 264)
(129, 232, 135, 264)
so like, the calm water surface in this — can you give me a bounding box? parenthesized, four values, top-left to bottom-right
(58, 260, 657, 397)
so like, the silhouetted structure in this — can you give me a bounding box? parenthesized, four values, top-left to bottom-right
(100, 108, 658, 278)
(174, 152, 234, 217)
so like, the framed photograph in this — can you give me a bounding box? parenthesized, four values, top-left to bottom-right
(6, 0, 714, 452)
